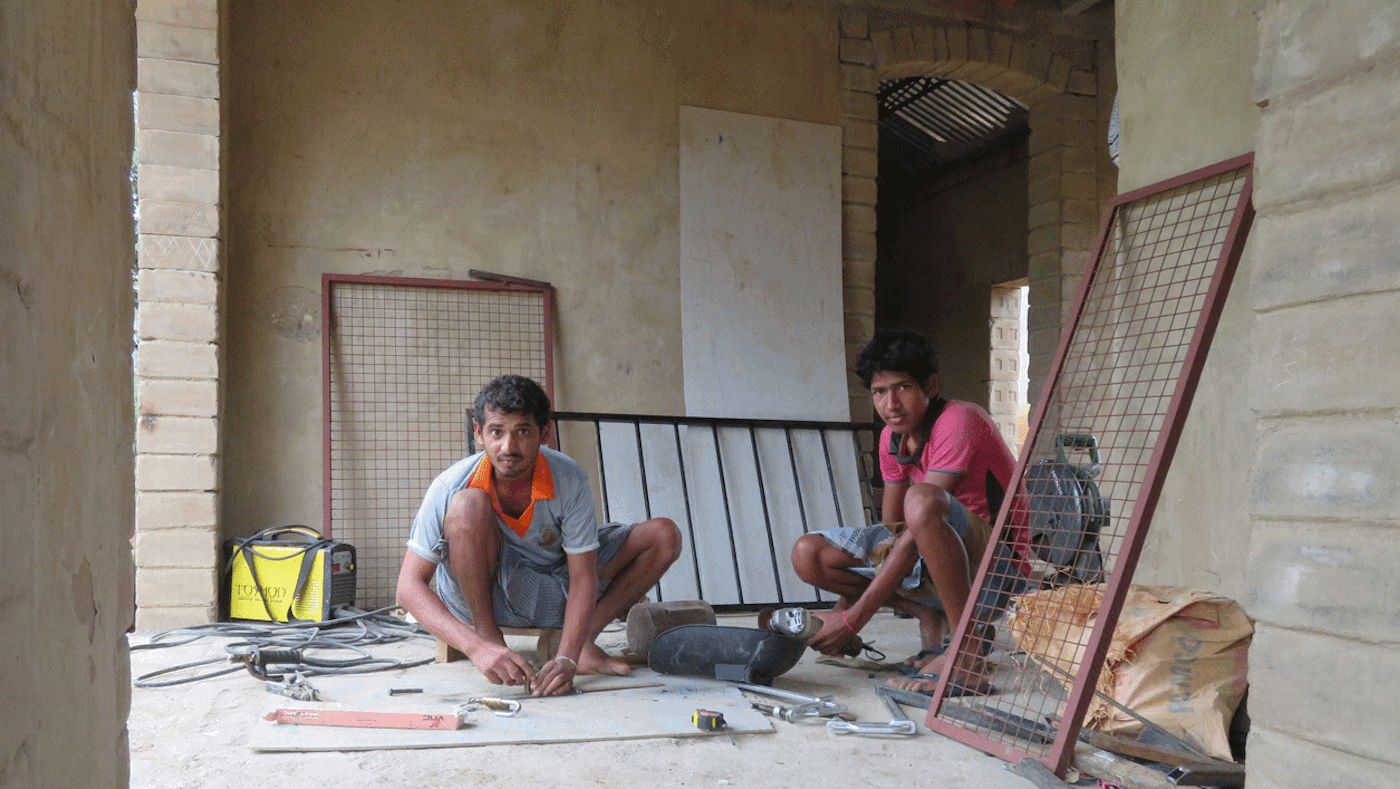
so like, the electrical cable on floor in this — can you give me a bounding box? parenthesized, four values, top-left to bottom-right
(131, 606, 435, 688)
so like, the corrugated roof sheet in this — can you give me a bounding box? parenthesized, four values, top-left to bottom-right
(879, 77, 1029, 186)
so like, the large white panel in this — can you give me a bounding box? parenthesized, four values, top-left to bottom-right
(679, 106, 846, 421)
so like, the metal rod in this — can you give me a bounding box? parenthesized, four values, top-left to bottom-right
(632, 419, 659, 600)
(553, 411, 875, 433)
(818, 431, 845, 530)
(633, 420, 654, 519)
(593, 420, 611, 524)
(851, 427, 879, 525)
(784, 429, 822, 601)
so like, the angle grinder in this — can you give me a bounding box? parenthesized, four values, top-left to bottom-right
(763, 606, 864, 657)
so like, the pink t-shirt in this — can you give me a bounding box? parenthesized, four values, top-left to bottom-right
(879, 399, 1031, 570)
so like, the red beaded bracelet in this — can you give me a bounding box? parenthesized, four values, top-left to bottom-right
(840, 610, 859, 636)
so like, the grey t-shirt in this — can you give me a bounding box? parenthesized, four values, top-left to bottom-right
(406, 447, 600, 622)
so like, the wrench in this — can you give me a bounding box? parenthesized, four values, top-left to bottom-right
(826, 690, 917, 736)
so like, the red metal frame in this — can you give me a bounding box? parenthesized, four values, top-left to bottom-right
(321, 273, 554, 607)
(924, 154, 1256, 774)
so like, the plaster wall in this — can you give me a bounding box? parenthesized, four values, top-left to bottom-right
(223, 0, 838, 537)
(1244, 0, 1400, 781)
(1114, 0, 1260, 600)
(877, 146, 1031, 409)
(0, 0, 136, 786)
(1121, 0, 1400, 782)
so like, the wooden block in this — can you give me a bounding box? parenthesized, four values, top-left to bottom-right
(435, 628, 553, 663)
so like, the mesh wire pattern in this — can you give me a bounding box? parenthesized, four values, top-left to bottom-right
(925, 157, 1255, 773)
(323, 275, 553, 610)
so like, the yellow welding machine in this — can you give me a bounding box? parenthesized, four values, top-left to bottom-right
(226, 526, 356, 623)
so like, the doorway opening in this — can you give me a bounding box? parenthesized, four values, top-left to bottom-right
(989, 280, 1030, 457)
(874, 76, 1030, 413)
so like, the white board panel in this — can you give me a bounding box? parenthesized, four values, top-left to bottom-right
(679, 106, 846, 421)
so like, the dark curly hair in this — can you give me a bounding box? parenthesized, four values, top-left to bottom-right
(472, 375, 551, 430)
(853, 330, 939, 389)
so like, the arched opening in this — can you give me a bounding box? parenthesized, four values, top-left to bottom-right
(860, 23, 1112, 418)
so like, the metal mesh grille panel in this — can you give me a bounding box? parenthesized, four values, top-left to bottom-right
(324, 276, 552, 609)
(925, 157, 1255, 773)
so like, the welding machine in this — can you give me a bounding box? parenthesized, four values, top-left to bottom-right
(226, 526, 356, 623)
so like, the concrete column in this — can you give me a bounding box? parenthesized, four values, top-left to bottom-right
(134, 0, 223, 630)
(1245, 2, 1400, 783)
(840, 8, 877, 421)
(4, 0, 137, 784)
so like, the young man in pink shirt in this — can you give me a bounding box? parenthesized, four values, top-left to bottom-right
(790, 331, 1030, 692)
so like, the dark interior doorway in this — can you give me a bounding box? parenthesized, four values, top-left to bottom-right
(874, 77, 1032, 414)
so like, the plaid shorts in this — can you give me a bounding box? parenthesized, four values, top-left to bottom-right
(816, 497, 991, 607)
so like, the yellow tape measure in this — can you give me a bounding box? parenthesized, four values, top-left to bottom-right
(692, 709, 726, 731)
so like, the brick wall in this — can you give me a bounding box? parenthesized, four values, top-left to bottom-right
(134, 0, 223, 630)
(840, 8, 878, 421)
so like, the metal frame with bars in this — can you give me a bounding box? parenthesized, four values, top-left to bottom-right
(467, 412, 882, 611)
(924, 154, 1256, 775)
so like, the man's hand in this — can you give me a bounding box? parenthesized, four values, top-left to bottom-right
(807, 610, 859, 656)
(468, 641, 536, 687)
(530, 656, 578, 697)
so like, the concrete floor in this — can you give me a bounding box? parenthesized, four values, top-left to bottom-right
(128, 611, 1045, 789)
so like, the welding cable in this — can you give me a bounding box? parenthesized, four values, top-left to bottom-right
(132, 606, 435, 688)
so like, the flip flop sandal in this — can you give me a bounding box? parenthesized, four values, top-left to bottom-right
(892, 645, 947, 677)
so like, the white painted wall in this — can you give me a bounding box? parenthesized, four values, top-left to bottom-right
(679, 106, 848, 421)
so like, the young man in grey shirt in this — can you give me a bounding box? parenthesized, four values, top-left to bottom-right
(398, 375, 681, 696)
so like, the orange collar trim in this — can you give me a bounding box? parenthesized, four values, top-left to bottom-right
(467, 452, 556, 538)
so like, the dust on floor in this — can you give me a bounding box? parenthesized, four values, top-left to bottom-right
(127, 612, 1034, 789)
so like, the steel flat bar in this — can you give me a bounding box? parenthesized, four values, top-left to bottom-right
(746, 427, 785, 604)
(711, 424, 745, 604)
(672, 423, 704, 601)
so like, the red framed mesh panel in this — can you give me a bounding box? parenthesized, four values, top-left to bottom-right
(925, 154, 1255, 774)
(322, 274, 554, 609)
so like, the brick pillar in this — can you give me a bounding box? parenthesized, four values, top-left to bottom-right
(840, 8, 877, 421)
(1025, 88, 1099, 410)
(133, 0, 222, 630)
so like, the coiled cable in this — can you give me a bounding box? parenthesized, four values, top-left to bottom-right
(131, 606, 434, 688)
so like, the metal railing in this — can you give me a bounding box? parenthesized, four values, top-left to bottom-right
(473, 411, 880, 611)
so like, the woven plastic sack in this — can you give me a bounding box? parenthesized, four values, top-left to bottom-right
(1007, 584, 1252, 760)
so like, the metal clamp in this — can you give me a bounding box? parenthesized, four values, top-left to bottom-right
(464, 696, 522, 717)
(826, 690, 917, 737)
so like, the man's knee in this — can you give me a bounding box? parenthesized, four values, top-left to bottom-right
(791, 534, 830, 579)
(904, 483, 953, 531)
(444, 487, 497, 544)
(638, 517, 683, 564)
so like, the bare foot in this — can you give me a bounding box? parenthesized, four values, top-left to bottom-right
(886, 674, 942, 694)
(885, 651, 993, 694)
(578, 642, 631, 676)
